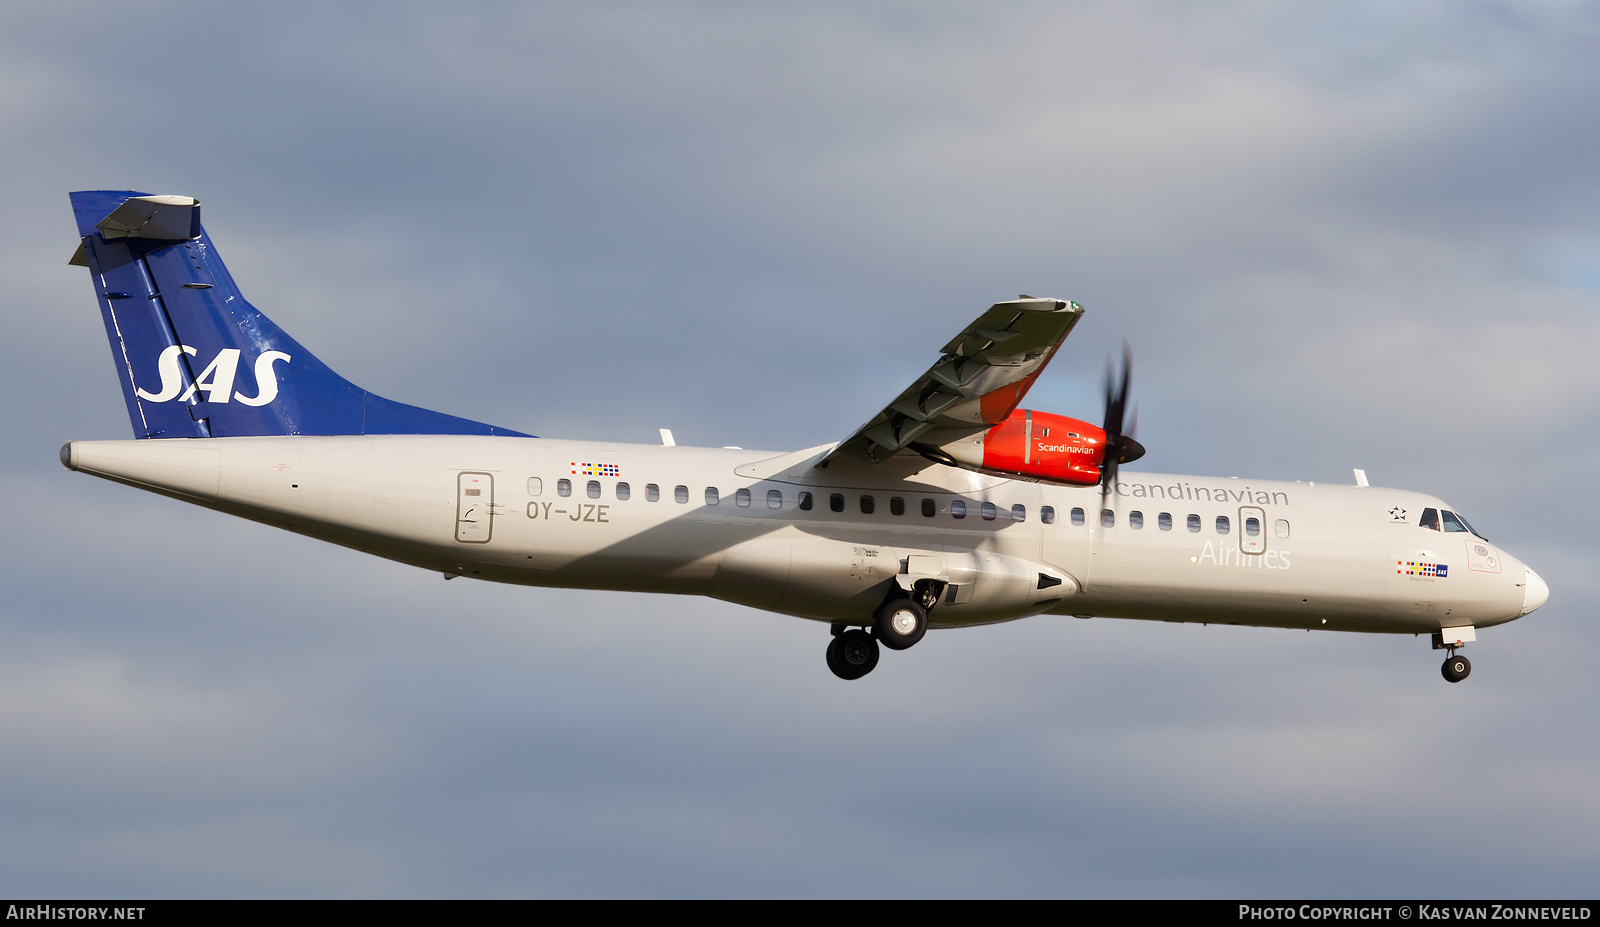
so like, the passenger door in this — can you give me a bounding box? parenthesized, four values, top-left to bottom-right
(456, 471, 493, 543)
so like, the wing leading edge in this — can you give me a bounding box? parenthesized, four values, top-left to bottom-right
(824, 297, 1084, 466)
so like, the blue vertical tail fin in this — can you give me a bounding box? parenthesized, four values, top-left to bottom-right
(69, 190, 528, 439)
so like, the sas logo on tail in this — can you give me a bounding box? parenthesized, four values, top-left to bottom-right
(135, 345, 290, 406)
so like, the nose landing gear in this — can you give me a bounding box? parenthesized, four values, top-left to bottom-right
(1432, 629, 1475, 683)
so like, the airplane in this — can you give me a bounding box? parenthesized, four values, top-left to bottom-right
(59, 191, 1548, 683)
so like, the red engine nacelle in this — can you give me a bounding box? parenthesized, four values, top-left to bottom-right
(932, 409, 1107, 486)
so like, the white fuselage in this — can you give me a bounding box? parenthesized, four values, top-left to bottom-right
(63, 435, 1539, 635)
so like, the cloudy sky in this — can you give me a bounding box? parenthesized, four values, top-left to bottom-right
(2, 1, 1597, 897)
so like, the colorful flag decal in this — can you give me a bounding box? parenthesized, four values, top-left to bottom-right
(571, 461, 621, 477)
(1398, 560, 1448, 578)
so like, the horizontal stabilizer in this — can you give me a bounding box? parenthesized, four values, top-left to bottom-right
(95, 195, 201, 240)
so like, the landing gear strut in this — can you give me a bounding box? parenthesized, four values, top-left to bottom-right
(826, 627, 879, 680)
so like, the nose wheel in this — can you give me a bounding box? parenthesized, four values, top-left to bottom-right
(1442, 652, 1471, 683)
(1432, 630, 1476, 684)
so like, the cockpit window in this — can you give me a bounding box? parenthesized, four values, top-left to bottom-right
(1441, 510, 1470, 533)
(1419, 508, 1439, 531)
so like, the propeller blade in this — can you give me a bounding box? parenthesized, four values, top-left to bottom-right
(1100, 342, 1138, 494)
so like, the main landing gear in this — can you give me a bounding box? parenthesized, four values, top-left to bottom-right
(825, 592, 932, 680)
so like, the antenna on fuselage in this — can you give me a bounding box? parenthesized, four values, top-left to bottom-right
(659, 428, 676, 447)
(1353, 468, 1369, 488)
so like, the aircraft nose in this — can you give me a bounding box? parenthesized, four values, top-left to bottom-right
(1522, 567, 1549, 616)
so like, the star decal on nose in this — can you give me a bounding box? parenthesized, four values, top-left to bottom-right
(1389, 506, 1407, 522)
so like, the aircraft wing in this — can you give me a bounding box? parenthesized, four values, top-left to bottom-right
(824, 297, 1084, 466)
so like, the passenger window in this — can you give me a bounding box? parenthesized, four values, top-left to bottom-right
(1041, 505, 1056, 525)
(1129, 511, 1144, 529)
(1158, 512, 1172, 531)
(646, 483, 660, 502)
(735, 488, 751, 507)
(1275, 519, 1290, 538)
(705, 487, 719, 505)
(921, 499, 936, 517)
(1187, 514, 1201, 532)
(557, 479, 572, 497)
(674, 485, 689, 504)
(1012, 504, 1026, 522)
(981, 502, 996, 520)
(1101, 509, 1115, 528)
(1071, 507, 1085, 526)
(951, 500, 967, 519)
(587, 480, 601, 499)
(860, 495, 875, 515)
(890, 497, 905, 516)
(1245, 517, 1260, 537)
(1216, 516, 1230, 534)
(1419, 508, 1439, 530)
(616, 482, 630, 501)
(767, 489, 783, 509)
(830, 493, 844, 513)
(1441, 510, 1469, 533)
(527, 477, 543, 496)
(799, 491, 813, 511)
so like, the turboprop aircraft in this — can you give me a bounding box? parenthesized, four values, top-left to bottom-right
(60, 191, 1548, 683)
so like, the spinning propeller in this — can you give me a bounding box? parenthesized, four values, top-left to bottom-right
(1101, 343, 1146, 494)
